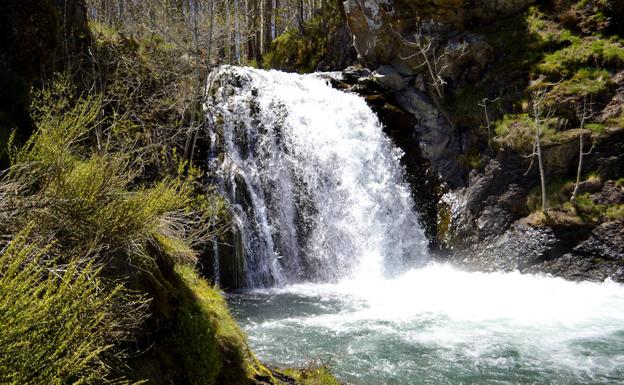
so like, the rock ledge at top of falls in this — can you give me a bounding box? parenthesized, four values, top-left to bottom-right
(343, 0, 535, 72)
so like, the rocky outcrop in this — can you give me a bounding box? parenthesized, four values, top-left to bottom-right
(339, 1, 536, 188)
(343, 0, 534, 72)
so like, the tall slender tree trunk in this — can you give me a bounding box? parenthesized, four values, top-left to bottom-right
(261, 0, 272, 53)
(297, 0, 304, 33)
(571, 130, 584, 201)
(536, 126, 547, 212)
(234, 0, 241, 63)
(246, 0, 260, 61)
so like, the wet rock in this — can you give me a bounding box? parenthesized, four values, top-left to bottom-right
(590, 180, 624, 205)
(477, 205, 512, 239)
(453, 223, 560, 272)
(525, 220, 624, 282)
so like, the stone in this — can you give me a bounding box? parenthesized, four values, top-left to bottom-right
(373, 65, 408, 91)
(343, 0, 535, 73)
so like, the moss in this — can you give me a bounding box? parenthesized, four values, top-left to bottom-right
(279, 365, 342, 385)
(457, 148, 484, 170)
(586, 122, 606, 133)
(174, 264, 271, 385)
(436, 202, 452, 246)
(493, 114, 535, 150)
(606, 204, 624, 219)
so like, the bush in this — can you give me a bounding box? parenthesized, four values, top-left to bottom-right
(493, 114, 534, 150)
(550, 67, 612, 96)
(0, 231, 147, 385)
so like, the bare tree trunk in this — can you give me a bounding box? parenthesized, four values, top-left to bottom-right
(536, 128, 547, 212)
(572, 96, 592, 202)
(234, 0, 241, 63)
(297, 0, 304, 33)
(571, 130, 583, 202)
(261, 0, 272, 53)
(184, 0, 200, 161)
(246, 0, 260, 61)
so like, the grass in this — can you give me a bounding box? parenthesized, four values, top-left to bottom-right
(524, 173, 624, 223)
(527, 178, 576, 212)
(550, 67, 612, 96)
(537, 37, 624, 76)
(493, 114, 536, 151)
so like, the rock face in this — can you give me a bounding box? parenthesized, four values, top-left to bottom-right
(340, 0, 536, 187)
(343, 0, 534, 71)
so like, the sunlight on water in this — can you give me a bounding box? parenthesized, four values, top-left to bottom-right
(209, 67, 624, 384)
(231, 263, 624, 385)
(206, 66, 427, 286)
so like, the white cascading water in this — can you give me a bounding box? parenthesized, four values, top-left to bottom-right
(206, 66, 428, 287)
(207, 66, 624, 385)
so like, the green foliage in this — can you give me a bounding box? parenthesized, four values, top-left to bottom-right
(0, 70, 239, 383)
(174, 265, 266, 385)
(0, 230, 146, 385)
(13, 74, 101, 174)
(527, 178, 576, 212)
(550, 67, 612, 97)
(586, 122, 606, 133)
(575, 193, 624, 221)
(263, 27, 325, 73)
(493, 114, 535, 151)
(537, 37, 624, 75)
(280, 364, 342, 385)
(263, 3, 345, 73)
(457, 148, 484, 170)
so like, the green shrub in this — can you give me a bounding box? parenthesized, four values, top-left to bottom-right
(537, 37, 624, 75)
(550, 67, 612, 96)
(493, 114, 534, 150)
(0, 230, 146, 385)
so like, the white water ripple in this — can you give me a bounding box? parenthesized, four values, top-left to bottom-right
(233, 264, 624, 385)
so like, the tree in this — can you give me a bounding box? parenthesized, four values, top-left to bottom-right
(525, 85, 554, 212)
(478, 96, 500, 152)
(571, 95, 594, 202)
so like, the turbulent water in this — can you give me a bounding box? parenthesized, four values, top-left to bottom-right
(206, 66, 427, 287)
(231, 265, 624, 385)
(207, 67, 624, 384)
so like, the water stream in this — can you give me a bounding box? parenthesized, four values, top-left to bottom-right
(206, 66, 624, 384)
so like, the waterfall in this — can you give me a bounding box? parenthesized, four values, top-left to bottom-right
(206, 66, 428, 287)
